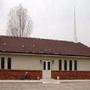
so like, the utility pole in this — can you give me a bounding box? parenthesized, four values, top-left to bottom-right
(73, 7, 78, 43)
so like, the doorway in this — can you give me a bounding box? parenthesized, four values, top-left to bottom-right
(42, 60, 51, 79)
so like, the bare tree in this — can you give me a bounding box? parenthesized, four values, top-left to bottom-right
(7, 4, 32, 37)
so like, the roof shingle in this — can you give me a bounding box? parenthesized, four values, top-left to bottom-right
(0, 35, 90, 57)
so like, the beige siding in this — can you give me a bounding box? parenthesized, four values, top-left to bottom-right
(78, 59, 90, 71)
(51, 58, 90, 71)
(12, 55, 42, 70)
(52, 59, 59, 70)
(0, 53, 90, 71)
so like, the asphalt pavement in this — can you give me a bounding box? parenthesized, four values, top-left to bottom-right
(0, 81, 90, 90)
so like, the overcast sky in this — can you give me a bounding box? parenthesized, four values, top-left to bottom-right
(0, 0, 90, 46)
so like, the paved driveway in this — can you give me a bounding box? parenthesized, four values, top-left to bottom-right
(0, 82, 90, 90)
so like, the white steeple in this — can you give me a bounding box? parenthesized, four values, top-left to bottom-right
(73, 7, 78, 43)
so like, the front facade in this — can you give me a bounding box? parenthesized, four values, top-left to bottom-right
(0, 36, 90, 80)
(0, 53, 90, 80)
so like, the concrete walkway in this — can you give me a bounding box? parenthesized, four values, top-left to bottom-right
(0, 79, 90, 83)
(0, 80, 90, 90)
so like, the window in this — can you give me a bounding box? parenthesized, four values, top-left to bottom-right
(59, 60, 62, 70)
(58, 59, 77, 71)
(48, 62, 50, 70)
(0, 57, 12, 70)
(69, 60, 72, 71)
(74, 60, 77, 70)
(7, 57, 11, 69)
(64, 60, 67, 70)
(43, 61, 46, 70)
(1, 57, 5, 69)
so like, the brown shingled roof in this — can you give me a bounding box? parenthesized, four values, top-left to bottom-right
(0, 35, 90, 57)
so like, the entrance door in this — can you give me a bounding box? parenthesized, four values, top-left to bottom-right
(42, 60, 51, 79)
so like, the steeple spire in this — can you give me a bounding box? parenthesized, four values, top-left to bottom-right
(73, 7, 78, 43)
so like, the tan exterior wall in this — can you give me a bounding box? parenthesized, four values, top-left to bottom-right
(78, 59, 90, 71)
(0, 53, 90, 71)
(0, 55, 42, 70)
(12, 55, 42, 70)
(51, 58, 59, 70)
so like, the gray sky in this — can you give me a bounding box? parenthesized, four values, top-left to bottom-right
(0, 0, 90, 46)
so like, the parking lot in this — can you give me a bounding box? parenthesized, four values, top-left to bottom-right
(0, 80, 90, 90)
